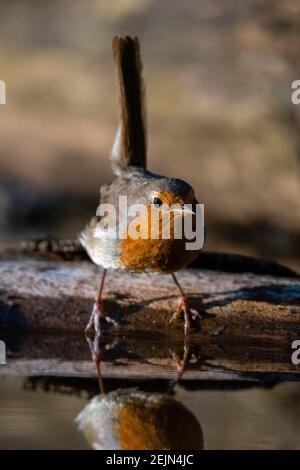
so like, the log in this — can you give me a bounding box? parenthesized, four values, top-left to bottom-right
(0, 248, 300, 379)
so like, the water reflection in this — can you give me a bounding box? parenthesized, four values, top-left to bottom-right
(76, 337, 203, 450)
(1, 332, 300, 449)
(77, 388, 203, 450)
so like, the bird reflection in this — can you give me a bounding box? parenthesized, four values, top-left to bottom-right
(76, 337, 204, 450)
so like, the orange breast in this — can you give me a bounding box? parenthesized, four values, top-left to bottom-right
(118, 396, 203, 450)
(119, 207, 198, 273)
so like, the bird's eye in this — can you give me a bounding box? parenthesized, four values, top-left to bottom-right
(153, 196, 163, 208)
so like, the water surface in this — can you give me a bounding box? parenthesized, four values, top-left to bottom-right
(1, 357, 300, 449)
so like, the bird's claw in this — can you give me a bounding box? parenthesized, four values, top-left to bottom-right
(85, 301, 118, 336)
(170, 296, 201, 333)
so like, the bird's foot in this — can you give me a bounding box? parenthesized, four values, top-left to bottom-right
(85, 301, 118, 336)
(85, 334, 119, 364)
(166, 343, 192, 393)
(170, 346, 191, 375)
(169, 296, 201, 334)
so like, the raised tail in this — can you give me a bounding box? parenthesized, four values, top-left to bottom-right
(111, 36, 147, 174)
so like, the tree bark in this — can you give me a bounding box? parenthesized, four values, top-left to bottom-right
(0, 249, 300, 379)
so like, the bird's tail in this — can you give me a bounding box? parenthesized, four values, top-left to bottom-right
(111, 35, 147, 174)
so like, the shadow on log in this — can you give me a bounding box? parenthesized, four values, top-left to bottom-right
(0, 247, 300, 378)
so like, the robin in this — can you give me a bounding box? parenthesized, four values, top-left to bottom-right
(77, 388, 203, 451)
(77, 337, 203, 450)
(81, 36, 204, 335)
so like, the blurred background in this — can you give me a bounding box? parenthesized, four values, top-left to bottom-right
(0, 0, 299, 270)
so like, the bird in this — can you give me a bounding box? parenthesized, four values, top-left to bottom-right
(77, 336, 203, 451)
(80, 35, 204, 335)
(76, 388, 203, 451)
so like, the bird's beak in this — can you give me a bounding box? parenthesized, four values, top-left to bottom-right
(167, 207, 195, 216)
(181, 207, 195, 215)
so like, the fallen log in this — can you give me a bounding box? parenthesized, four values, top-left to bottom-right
(0, 251, 299, 336)
(0, 246, 300, 379)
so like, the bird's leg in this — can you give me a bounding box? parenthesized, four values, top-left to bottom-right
(85, 269, 118, 335)
(94, 268, 107, 334)
(167, 341, 191, 393)
(85, 335, 119, 394)
(86, 335, 105, 394)
(173, 342, 191, 379)
(169, 273, 200, 333)
(85, 269, 107, 334)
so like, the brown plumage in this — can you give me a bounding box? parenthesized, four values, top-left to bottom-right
(111, 36, 147, 171)
(81, 35, 204, 335)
